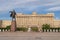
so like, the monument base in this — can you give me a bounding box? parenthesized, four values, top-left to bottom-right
(10, 21, 16, 32)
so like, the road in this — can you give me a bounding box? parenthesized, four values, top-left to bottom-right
(0, 32, 60, 40)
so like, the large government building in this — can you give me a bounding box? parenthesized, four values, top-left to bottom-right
(0, 12, 60, 29)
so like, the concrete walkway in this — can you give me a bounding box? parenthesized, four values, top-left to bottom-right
(0, 32, 60, 40)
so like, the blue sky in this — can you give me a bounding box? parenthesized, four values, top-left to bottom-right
(0, 0, 60, 20)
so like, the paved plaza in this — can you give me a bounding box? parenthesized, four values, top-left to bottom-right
(0, 32, 60, 40)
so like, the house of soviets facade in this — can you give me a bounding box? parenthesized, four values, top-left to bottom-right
(1, 12, 60, 29)
(15, 12, 60, 29)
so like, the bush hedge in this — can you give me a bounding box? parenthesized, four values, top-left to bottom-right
(6, 25, 11, 30)
(42, 24, 50, 29)
(31, 27, 38, 32)
(16, 27, 28, 32)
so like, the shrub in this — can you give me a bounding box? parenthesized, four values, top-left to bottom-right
(31, 27, 38, 32)
(42, 24, 50, 29)
(1, 28, 3, 32)
(22, 27, 28, 32)
(6, 25, 11, 30)
(0, 28, 6, 32)
(16, 28, 20, 31)
(16, 27, 28, 32)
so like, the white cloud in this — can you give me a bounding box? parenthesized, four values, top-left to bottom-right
(0, 0, 60, 20)
(0, 0, 60, 12)
(47, 7, 60, 11)
(55, 17, 60, 20)
(0, 0, 38, 11)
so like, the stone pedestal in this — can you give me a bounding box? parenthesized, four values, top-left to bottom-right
(10, 21, 16, 32)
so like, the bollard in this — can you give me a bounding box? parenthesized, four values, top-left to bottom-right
(28, 27, 31, 32)
(0, 29, 1, 32)
(3, 29, 4, 32)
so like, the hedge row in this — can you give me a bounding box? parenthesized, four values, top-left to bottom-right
(16, 27, 28, 32)
(16, 27, 39, 32)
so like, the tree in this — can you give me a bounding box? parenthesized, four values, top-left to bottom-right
(6, 25, 11, 31)
(42, 24, 50, 32)
(42, 24, 50, 29)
